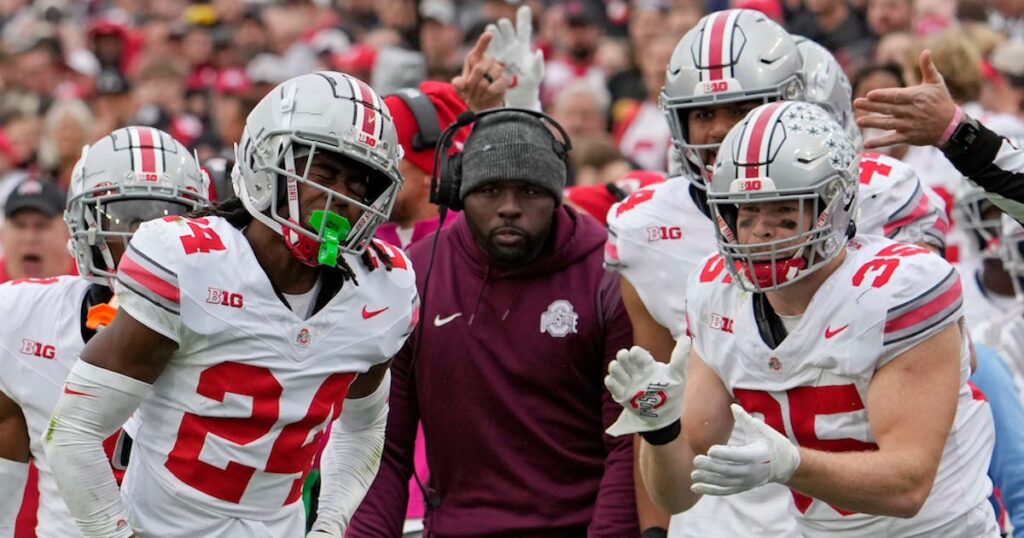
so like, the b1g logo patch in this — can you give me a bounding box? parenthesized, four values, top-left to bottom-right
(540, 300, 579, 338)
(646, 226, 683, 242)
(206, 287, 244, 309)
(710, 313, 735, 334)
(21, 339, 56, 359)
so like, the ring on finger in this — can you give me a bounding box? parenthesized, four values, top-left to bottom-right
(483, 72, 495, 84)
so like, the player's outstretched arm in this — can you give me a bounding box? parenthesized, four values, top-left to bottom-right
(0, 388, 30, 536)
(619, 276, 685, 532)
(646, 348, 734, 514)
(785, 323, 962, 517)
(620, 277, 677, 363)
(309, 361, 391, 538)
(43, 311, 176, 538)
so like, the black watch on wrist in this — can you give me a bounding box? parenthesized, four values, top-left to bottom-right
(942, 113, 981, 154)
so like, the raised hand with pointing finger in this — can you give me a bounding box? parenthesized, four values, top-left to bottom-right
(452, 32, 508, 112)
(853, 50, 959, 149)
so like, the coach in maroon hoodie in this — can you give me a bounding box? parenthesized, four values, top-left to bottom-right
(349, 111, 639, 537)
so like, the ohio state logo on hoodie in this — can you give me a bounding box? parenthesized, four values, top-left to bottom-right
(540, 300, 579, 338)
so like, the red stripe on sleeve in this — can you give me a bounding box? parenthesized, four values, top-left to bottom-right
(884, 277, 961, 334)
(883, 192, 930, 237)
(119, 253, 180, 304)
(968, 381, 988, 402)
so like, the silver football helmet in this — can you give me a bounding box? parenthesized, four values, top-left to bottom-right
(998, 214, 1024, 300)
(65, 126, 210, 287)
(661, 9, 805, 187)
(954, 180, 1002, 256)
(794, 36, 862, 149)
(708, 101, 859, 292)
(234, 71, 403, 265)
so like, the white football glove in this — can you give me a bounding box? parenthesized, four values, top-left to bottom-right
(485, 5, 544, 110)
(690, 404, 801, 496)
(605, 339, 690, 436)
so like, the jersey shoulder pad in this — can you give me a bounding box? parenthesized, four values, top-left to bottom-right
(363, 239, 418, 294)
(848, 237, 962, 351)
(606, 180, 684, 233)
(686, 252, 737, 307)
(858, 152, 914, 195)
(117, 216, 239, 318)
(351, 239, 419, 360)
(0, 276, 89, 334)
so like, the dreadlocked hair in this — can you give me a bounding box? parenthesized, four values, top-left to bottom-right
(189, 196, 394, 284)
(189, 196, 253, 228)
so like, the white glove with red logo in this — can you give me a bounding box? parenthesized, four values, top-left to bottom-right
(605, 339, 690, 436)
(486, 5, 544, 110)
(690, 404, 801, 496)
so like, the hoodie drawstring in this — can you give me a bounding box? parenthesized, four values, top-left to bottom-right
(468, 265, 490, 326)
(501, 278, 523, 321)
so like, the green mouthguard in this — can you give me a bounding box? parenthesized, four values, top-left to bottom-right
(309, 210, 351, 267)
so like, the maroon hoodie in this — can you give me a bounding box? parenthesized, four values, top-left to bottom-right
(349, 207, 638, 537)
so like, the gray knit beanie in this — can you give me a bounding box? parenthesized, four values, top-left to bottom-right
(459, 111, 567, 203)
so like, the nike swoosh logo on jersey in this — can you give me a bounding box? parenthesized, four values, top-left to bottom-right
(362, 306, 389, 319)
(824, 324, 849, 339)
(62, 385, 94, 398)
(434, 313, 462, 327)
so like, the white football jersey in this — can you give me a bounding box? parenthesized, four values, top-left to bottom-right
(856, 152, 946, 250)
(973, 306, 1024, 396)
(605, 178, 717, 340)
(686, 236, 996, 537)
(959, 261, 1019, 332)
(0, 276, 102, 538)
(606, 179, 797, 535)
(113, 216, 417, 534)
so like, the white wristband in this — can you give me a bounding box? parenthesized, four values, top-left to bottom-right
(0, 457, 29, 537)
(43, 360, 151, 538)
(312, 371, 390, 536)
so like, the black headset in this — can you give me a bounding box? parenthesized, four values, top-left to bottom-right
(428, 107, 572, 213)
(390, 88, 443, 151)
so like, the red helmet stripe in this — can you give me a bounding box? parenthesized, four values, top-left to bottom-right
(354, 78, 380, 141)
(742, 102, 785, 178)
(707, 12, 730, 81)
(135, 127, 157, 175)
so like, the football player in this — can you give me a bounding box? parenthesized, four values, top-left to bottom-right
(0, 126, 209, 537)
(604, 12, 944, 535)
(952, 183, 1018, 331)
(43, 72, 418, 537)
(608, 101, 998, 536)
(973, 214, 1024, 382)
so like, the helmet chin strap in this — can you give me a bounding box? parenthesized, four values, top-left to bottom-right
(277, 81, 324, 266)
